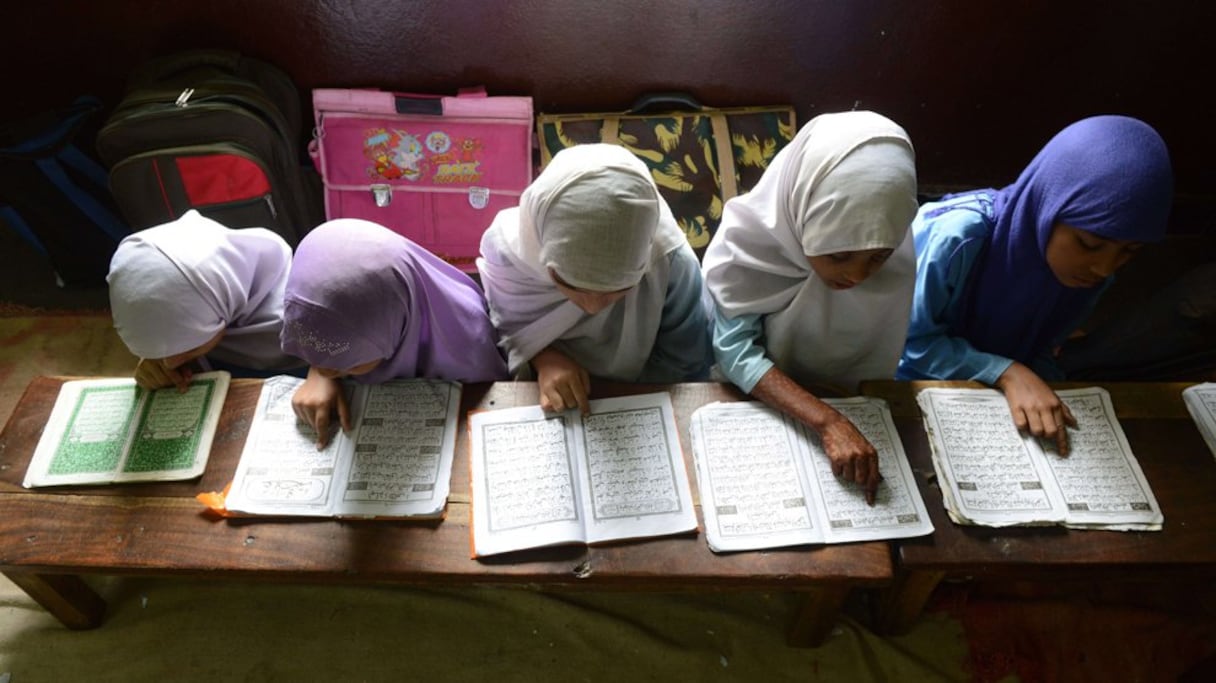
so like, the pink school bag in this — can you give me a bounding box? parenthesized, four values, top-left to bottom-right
(309, 87, 533, 271)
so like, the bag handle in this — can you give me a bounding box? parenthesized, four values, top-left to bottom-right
(393, 86, 488, 115)
(627, 92, 704, 114)
(394, 95, 443, 116)
(609, 92, 738, 206)
(132, 49, 244, 85)
(604, 92, 707, 141)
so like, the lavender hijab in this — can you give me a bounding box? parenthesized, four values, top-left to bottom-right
(107, 210, 298, 370)
(281, 219, 508, 384)
(955, 115, 1173, 363)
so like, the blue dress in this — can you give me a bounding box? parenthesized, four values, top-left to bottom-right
(896, 195, 1104, 383)
(639, 247, 714, 382)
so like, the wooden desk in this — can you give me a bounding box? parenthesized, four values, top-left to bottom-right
(0, 377, 893, 647)
(861, 380, 1216, 634)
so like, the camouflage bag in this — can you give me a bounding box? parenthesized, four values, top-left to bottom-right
(537, 93, 795, 257)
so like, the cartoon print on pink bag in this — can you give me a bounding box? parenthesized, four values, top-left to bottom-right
(362, 128, 485, 185)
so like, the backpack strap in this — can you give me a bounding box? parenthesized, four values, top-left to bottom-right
(35, 146, 129, 243)
(0, 204, 50, 257)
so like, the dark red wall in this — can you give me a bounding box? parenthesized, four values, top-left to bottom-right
(5, 0, 1214, 226)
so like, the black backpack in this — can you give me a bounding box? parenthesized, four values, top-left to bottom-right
(0, 96, 129, 287)
(96, 49, 321, 246)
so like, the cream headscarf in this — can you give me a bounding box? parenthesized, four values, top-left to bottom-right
(702, 111, 919, 392)
(107, 210, 298, 371)
(477, 144, 689, 378)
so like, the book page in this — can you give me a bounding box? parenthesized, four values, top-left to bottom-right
(23, 372, 229, 487)
(1044, 388, 1162, 530)
(24, 378, 141, 487)
(1183, 383, 1216, 461)
(333, 379, 461, 518)
(689, 401, 820, 552)
(917, 388, 1067, 527)
(469, 405, 585, 557)
(577, 393, 697, 545)
(690, 399, 933, 552)
(807, 397, 935, 543)
(118, 372, 229, 481)
(224, 375, 357, 516)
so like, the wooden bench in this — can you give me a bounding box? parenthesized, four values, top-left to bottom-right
(860, 380, 1216, 634)
(0, 376, 893, 647)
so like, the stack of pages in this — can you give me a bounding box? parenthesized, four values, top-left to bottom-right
(915, 387, 1162, 531)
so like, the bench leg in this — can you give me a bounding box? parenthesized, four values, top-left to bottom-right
(874, 569, 945, 635)
(787, 584, 850, 647)
(3, 571, 106, 629)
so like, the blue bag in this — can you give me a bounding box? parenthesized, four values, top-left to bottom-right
(0, 96, 129, 287)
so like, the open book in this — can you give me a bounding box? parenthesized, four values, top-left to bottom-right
(688, 398, 933, 552)
(1182, 383, 1216, 460)
(23, 372, 230, 487)
(222, 374, 461, 518)
(468, 392, 697, 558)
(916, 387, 1162, 530)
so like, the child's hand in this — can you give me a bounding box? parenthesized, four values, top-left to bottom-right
(819, 414, 882, 505)
(995, 362, 1077, 456)
(134, 358, 191, 392)
(531, 347, 591, 415)
(292, 368, 351, 449)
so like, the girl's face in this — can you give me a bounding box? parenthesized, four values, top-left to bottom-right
(550, 268, 633, 314)
(161, 330, 226, 369)
(1045, 223, 1144, 288)
(806, 248, 894, 290)
(314, 359, 383, 379)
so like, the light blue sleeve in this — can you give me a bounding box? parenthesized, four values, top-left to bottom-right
(639, 246, 714, 382)
(896, 212, 1013, 384)
(711, 307, 774, 394)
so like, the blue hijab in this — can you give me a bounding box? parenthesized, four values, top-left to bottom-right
(954, 115, 1173, 364)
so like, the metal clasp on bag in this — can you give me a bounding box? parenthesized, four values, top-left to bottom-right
(468, 186, 490, 210)
(371, 184, 392, 207)
(175, 88, 195, 108)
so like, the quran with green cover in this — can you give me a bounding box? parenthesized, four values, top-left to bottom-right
(22, 372, 230, 487)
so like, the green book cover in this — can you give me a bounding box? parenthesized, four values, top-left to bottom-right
(24, 372, 230, 487)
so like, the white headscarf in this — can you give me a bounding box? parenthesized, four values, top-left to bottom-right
(702, 111, 919, 392)
(107, 210, 298, 370)
(477, 144, 688, 378)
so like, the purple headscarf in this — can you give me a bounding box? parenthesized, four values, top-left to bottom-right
(955, 115, 1173, 363)
(281, 219, 508, 384)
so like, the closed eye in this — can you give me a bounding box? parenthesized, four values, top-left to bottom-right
(1075, 234, 1105, 252)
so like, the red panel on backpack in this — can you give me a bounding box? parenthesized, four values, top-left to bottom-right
(176, 155, 271, 205)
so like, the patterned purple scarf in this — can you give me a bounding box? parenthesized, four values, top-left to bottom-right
(281, 219, 508, 384)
